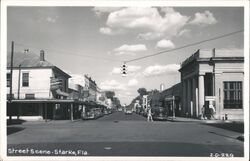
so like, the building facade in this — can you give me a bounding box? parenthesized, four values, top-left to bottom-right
(7, 50, 71, 120)
(179, 49, 244, 120)
(83, 75, 98, 102)
(160, 83, 181, 117)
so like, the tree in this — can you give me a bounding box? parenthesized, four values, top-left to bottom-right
(137, 88, 147, 96)
(99, 96, 105, 102)
(105, 91, 115, 100)
(113, 97, 121, 108)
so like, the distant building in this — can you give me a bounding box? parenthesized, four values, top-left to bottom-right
(160, 83, 165, 92)
(179, 49, 244, 120)
(160, 83, 181, 117)
(84, 75, 97, 102)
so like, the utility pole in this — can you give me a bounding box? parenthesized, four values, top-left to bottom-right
(172, 96, 175, 120)
(9, 41, 14, 123)
(17, 64, 21, 99)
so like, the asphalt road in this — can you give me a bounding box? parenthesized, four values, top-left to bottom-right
(7, 112, 243, 157)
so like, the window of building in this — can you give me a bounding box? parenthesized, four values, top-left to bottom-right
(25, 93, 35, 99)
(223, 81, 242, 109)
(22, 72, 29, 87)
(7, 73, 10, 87)
(7, 94, 14, 100)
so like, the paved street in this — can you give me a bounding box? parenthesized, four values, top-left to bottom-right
(7, 112, 243, 157)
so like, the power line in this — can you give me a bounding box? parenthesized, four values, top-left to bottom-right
(14, 42, 123, 62)
(125, 29, 244, 63)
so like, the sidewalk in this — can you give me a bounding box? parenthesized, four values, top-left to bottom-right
(168, 116, 243, 124)
(167, 116, 203, 122)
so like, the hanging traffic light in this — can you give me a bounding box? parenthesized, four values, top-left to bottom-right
(121, 62, 127, 77)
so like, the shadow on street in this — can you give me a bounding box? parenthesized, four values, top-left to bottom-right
(204, 122, 244, 133)
(7, 127, 25, 135)
(7, 119, 26, 125)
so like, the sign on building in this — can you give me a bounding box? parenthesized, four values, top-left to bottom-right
(50, 77, 63, 90)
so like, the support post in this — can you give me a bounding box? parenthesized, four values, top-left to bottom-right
(71, 103, 74, 122)
(9, 41, 14, 123)
(172, 96, 175, 119)
(195, 88, 199, 117)
(45, 103, 47, 122)
(17, 65, 21, 99)
(198, 75, 205, 116)
(53, 104, 56, 120)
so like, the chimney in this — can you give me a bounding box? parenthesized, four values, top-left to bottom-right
(212, 48, 215, 57)
(40, 50, 45, 61)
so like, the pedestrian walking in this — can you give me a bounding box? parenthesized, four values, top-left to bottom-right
(201, 105, 206, 120)
(209, 101, 216, 119)
(147, 107, 153, 122)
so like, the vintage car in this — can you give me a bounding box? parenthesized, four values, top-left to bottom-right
(124, 106, 133, 115)
(81, 108, 103, 120)
(151, 106, 168, 120)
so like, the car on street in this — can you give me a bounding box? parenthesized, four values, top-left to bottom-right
(124, 106, 133, 115)
(82, 108, 103, 120)
(152, 106, 168, 121)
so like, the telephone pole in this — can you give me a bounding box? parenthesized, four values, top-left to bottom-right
(9, 41, 14, 123)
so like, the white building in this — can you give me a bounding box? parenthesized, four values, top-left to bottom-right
(7, 50, 71, 120)
(179, 48, 244, 120)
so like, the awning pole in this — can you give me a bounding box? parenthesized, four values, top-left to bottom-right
(71, 103, 74, 122)
(45, 103, 47, 122)
(172, 96, 175, 120)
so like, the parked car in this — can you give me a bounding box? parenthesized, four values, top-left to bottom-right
(93, 108, 103, 118)
(103, 109, 109, 115)
(82, 108, 103, 120)
(81, 108, 96, 120)
(124, 106, 133, 115)
(152, 106, 168, 120)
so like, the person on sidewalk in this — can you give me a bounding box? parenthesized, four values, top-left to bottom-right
(147, 106, 153, 122)
(201, 105, 206, 120)
(209, 101, 216, 120)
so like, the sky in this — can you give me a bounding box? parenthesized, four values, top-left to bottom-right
(7, 6, 244, 104)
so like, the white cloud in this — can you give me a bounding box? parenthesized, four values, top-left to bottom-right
(178, 29, 191, 37)
(114, 44, 147, 52)
(111, 44, 147, 56)
(143, 64, 180, 77)
(156, 39, 175, 49)
(111, 65, 141, 75)
(137, 32, 164, 40)
(99, 27, 124, 35)
(111, 67, 121, 74)
(189, 10, 217, 26)
(100, 78, 139, 91)
(127, 65, 142, 72)
(46, 17, 56, 23)
(103, 7, 190, 40)
(128, 79, 138, 86)
(100, 80, 126, 91)
(93, 7, 124, 17)
(100, 27, 113, 35)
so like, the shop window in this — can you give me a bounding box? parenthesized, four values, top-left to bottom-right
(25, 93, 35, 99)
(22, 104, 39, 116)
(223, 81, 242, 109)
(22, 72, 29, 87)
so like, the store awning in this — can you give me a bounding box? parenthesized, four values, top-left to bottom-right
(9, 99, 75, 103)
